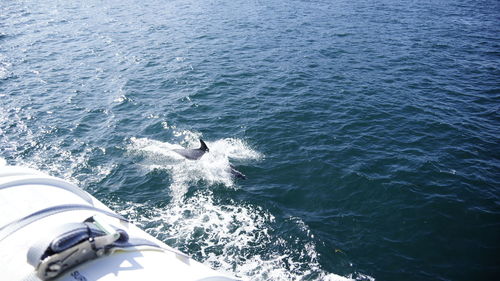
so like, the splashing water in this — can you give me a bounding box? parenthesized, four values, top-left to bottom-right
(124, 136, 355, 280)
(128, 136, 262, 200)
(114, 190, 353, 281)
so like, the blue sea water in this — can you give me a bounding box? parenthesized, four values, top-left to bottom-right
(1, 0, 499, 280)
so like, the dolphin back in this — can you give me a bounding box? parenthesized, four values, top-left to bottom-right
(229, 164, 247, 180)
(199, 139, 209, 152)
(172, 139, 247, 179)
(172, 148, 206, 160)
(173, 139, 209, 160)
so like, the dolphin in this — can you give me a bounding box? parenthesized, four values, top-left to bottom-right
(173, 139, 210, 160)
(229, 164, 247, 180)
(172, 139, 247, 179)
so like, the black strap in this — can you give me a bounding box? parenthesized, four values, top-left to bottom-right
(27, 220, 161, 281)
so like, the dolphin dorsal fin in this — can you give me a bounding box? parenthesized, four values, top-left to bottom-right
(199, 139, 209, 152)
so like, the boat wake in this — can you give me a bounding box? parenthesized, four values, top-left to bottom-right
(124, 135, 358, 280)
(112, 190, 356, 281)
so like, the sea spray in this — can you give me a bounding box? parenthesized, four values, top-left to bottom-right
(113, 190, 352, 281)
(128, 136, 262, 200)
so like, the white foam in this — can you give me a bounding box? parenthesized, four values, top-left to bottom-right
(123, 135, 358, 280)
(113, 190, 354, 281)
(128, 136, 262, 200)
(123, 135, 362, 279)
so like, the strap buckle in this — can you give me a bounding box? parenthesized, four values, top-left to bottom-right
(33, 215, 122, 280)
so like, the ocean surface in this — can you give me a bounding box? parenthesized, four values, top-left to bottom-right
(1, 0, 499, 280)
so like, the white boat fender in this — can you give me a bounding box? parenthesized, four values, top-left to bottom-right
(27, 215, 161, 280)
(0, 204, 126, 243)
(0, 175, 94, 205)
(0, 166, 241, 281)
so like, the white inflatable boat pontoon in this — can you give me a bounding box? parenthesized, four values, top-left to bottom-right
(0, 165, 241, 281)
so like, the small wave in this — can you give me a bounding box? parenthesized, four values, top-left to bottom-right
(0, 108, 113, 185)
(0, 55, 13, 80)
(128, 136, 262, 200)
